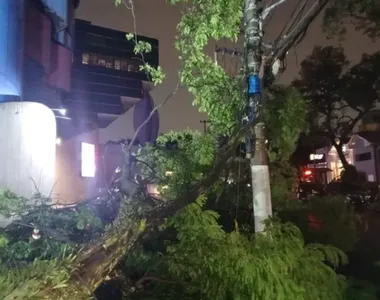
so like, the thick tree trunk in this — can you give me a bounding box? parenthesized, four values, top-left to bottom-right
(65, 126, 248, 296)
(333, 141, 349, 169)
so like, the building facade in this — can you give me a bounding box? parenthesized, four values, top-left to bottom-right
(308, 133, 380, 184)
(0, 1, 160, 205)
(54, 20, 160, 204)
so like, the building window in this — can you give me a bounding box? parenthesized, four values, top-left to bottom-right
(120, 60, 129, 71)
(82, 53, 90, 64)
(128, 63, 137, 72)
(355, 152, 372, 162)
(105, 56, 114, 68)
(90, 54, 98, 65)
(97, 58, 106, 66)
(80, 53, 143, 73)
(81, 142, 96, 178)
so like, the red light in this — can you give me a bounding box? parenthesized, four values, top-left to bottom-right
(304, 170, 312, 175)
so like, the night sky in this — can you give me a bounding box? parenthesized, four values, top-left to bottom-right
(76, 0, 380, 136)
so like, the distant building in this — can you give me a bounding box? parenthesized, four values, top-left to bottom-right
(59, 19, 159, 139)
(348, 132, 380, 182)
(308, 132, 380, 183)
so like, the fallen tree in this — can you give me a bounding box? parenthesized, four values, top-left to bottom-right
(1, 0, 375, 299)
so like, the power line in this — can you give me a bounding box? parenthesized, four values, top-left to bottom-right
(272, 0, 309, 46)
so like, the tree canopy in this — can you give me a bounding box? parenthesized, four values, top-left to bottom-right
(324, 0, 380, 40)
(293, 46, 380, 168)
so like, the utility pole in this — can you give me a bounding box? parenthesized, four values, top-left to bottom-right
(244, 0, 272, 233)
(200, 120, 210, 133)
(218, 0, 327, 232)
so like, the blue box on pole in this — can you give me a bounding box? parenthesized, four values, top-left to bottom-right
(248, 74, 261, 94)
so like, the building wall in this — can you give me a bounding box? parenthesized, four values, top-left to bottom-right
(350, 136, 377, 182)
(354, 147, 376, 181)
(24, 1, 52, 76)
(54, 107, 136, 204)
(54, 130, 99, 204)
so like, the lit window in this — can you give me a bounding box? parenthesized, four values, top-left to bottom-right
(106, 60, 113, 68)
(81, 142, 96, 177)
(82, 53, 90, 64)
(114, 59, 121, 70)
(120, 60, 129, 71)
(98, 59, 106, 66)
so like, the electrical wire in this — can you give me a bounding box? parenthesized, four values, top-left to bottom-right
(280, 0, 322, 46)
(263, 0, 276, 27)
(272, 0, 309, 47)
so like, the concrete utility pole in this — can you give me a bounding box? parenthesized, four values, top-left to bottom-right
(243, 0, 272, 233)
(200, 120, 210, 133)
(221, 0, 326, 232)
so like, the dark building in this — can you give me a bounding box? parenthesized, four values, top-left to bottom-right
(60, 19, 159, 138)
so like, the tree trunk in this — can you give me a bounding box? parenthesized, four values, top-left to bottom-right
(333, 141, 349, 169)
(56, 127, 248, 297)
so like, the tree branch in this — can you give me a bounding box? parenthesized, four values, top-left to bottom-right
(127, 83, 180, 151)
(135, 275, 180, 287)
(69, 121, 253, 293)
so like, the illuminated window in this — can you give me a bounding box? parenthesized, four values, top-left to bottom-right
(97, 58, 106, 66)
(82, 53, 90, 64)
(81, 142, 96, 177)
(114, 59, 121, 70)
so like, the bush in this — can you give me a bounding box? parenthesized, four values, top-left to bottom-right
(278, 196, 359, 252)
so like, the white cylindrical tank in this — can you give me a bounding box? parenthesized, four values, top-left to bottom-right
(0, 102, 56, 199)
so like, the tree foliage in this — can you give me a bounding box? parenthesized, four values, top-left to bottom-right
(324, 0, 380, 40)
(123, 196, 348, 300)
(265, 87, 309, 205)
(293, 46, 380, 168)
(169, 0, 246, 134)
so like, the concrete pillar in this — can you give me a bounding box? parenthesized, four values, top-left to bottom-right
(0, 102, 56, 202)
